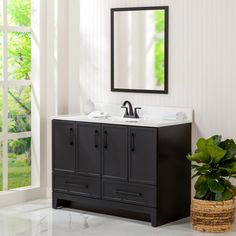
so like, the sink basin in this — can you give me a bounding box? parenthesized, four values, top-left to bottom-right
(108, 116, 141, 123)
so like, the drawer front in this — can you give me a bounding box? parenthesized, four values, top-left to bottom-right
(53, 174, 100, 198)
(102, 180, 156, 207)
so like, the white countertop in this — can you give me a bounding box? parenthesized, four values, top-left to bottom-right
(52, 104, 193, 128)
(52, 114, 192, 128)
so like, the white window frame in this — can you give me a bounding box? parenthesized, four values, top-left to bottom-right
(0, 0, 32, 191)
(0, 0, 48, 207)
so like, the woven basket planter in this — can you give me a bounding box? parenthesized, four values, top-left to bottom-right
(192, 198, 235, 233)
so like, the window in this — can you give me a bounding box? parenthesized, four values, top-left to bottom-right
(0, 0, 31, 191)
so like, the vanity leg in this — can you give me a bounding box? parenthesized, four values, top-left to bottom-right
(150, 211, 158, 227)
(52, 195, 59, 209)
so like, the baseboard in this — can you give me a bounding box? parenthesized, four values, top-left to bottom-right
(0, 186, 47, 208)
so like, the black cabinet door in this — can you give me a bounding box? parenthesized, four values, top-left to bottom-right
(76, 123, 101, 177)
(129, 127, 157, 185)
(102, 125, 128, 181)
(52, 120, 76, 174)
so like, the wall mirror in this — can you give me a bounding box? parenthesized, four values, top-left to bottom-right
(111, 6, 169, 94)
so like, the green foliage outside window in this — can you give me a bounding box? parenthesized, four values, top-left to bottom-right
(8, 0, 31, 26)
(0, 0, 31, 190)
(154, 10, 165, 86)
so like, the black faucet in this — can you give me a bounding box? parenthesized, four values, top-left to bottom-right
(121, 101, 141, 118)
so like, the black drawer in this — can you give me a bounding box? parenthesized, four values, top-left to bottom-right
(102, 180, 157, 207)
(53, 174, 100, 199)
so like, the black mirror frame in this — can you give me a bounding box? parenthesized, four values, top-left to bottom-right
(111, 6, 169, 94)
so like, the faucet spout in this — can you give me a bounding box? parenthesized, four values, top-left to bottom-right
(122, 101, 134, 116)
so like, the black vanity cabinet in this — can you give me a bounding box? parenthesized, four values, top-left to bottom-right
(52, 120, 191, 227)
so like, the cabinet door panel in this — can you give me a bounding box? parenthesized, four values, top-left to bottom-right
(102, 125, 127, 181)
(53, 120, 76, 174)
(76, 123, 101, 176)
(129, 127, 157, 185)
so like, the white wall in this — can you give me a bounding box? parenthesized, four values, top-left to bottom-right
(79, 0, 236, 146)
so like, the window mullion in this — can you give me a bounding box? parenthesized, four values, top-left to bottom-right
(2, 0, 8, 191)
(8, 132, 31, 140)
(7, 80, 31, 87)
(0, 26, 31, 33)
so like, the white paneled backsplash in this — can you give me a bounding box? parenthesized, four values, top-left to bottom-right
(78, 0, 236, 147)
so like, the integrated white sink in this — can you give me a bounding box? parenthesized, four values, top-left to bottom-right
(108, 116, 141, 123)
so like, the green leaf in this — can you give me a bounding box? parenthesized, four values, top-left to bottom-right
(207, 145, 226, 163)
(220, 139, 236, 162)
(222, 157, 236, 166)
(219, 167, 232, 173)
(222, 158, 236, 173)
(187, 152, 209, 163)
(231, 162, 236, 173)
(211, 135, 222, 145)
(223, 161, 236, 174)
(195, 183, 208, 198)
(197, 164, 210, 171)
(217, 169, 230, 177)
(194, 175, 207, 190)
(208, 179, 225, 193)
(223, 190, 233, 200)
(215, 191, 232, 201)
(215, 182, 233, 200)
(230, 184, 236, 191)
(197, 138, 213, 152)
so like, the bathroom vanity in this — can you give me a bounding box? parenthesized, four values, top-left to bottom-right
(52, 108, 192, 227)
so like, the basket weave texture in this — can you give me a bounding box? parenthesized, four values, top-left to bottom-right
(192, 198, 235, 233)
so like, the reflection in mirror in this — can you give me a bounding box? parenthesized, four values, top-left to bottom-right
(111, 7, 168, 93)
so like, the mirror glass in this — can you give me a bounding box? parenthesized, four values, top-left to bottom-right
(111, 7, 168, 93)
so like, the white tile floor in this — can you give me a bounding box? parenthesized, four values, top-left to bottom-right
(0, 199, 235, 236)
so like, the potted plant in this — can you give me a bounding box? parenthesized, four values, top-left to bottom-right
(187, 135, 236, 233)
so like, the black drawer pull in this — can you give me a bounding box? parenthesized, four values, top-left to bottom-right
(116, 189, 142, 197)
(104, 131, 108, 149)
(131, 133, 135, 152)
(69, 128, 74, 145)
(94, 130, 99, 148)
(65, 182, 88, 189)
